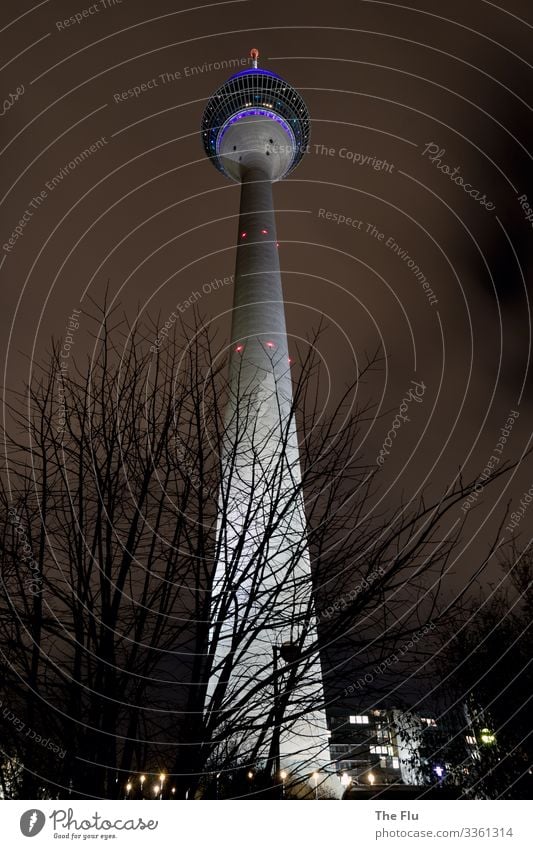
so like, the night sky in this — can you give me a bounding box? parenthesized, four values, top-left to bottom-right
(2, 0, 532, 599)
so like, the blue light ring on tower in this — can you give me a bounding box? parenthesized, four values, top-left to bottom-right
(227, 68, 284, 82)
(216, 109, 296, 167)
(201, 72, 309, 144)
(201, 68, 310, 176)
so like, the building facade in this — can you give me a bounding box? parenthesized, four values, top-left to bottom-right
(329, 708, 440, 787)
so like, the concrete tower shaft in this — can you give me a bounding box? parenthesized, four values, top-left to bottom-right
(229, 166, 291, 400)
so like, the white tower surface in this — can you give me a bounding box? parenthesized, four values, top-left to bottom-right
(202, 51, 339, 797)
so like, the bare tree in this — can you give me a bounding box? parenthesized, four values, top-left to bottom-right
(425, 544, 533, 799)
(0, 303, 512, 799)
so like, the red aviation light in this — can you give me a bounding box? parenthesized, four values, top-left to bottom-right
(240, 231, 247, 239)
(260, 228, 268, 235)
(235, 343, 244, 353)
(265, 340, 276, 349)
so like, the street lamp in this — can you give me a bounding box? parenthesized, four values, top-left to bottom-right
(247, 770, 254, 780)
(341, 772, 352, 789)
(368, 772, 375, 786)
(140, 775, 146, 798)
(271, 641, 301, 779)
(159, 773, 166, 799)
(125, 782, 132, 799)
(153, 784, 160, 798)
(280, 769, 287, 799)
(312, 771, 319, 800)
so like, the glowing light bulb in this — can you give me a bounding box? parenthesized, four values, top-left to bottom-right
(480, 728, 496, 745)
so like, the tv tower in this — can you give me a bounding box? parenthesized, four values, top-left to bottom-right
(202, 49, 338, 796)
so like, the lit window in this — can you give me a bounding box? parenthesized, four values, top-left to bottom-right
(421, 717, 437, 727)
(349, 715, 369, 725)
(392, 757, 400, 769)
(465, 735, 476, 745)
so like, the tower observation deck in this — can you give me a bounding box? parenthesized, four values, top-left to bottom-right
(201, 51, 339, 798)
(201, 64, 310, 182)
